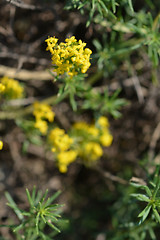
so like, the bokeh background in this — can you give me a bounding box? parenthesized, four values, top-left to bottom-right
(1, 0, 160, 239)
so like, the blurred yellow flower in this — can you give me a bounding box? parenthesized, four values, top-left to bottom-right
(57, 150, 78, 173)
(100, 131, 113, 147)
(48, 115, 113, 173)
(0, 141, 3, 150)
(34, 120, 48, 135)
(71, 116, 113, 163)
(73, 122, 99, 138)
(83, 142, 103, 161)
(0, 83, 5, 93)
(0, 76, 24, 99)
(33, 102, 55, 135)
(49, 127, 73, 152)
(97, 116, 109, 128)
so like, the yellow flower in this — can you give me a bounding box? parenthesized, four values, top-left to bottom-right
(34, 120, 48, 135)
(72, 117, 113, 161)
(73, 122, 89, 130)
(0, 83, 5, 93)
(45, 36, 58, 54)
(100, 131, 113, 147)
(49, 127, 73, 152)
(87, 125, 99, 137)
(0, 76, 24, 99)
(83, 142, 103, 161)
(0, 141, 3, 150)
(97, 116, 113, 146)
(33, 102, 55, 135)
(97, 116, 109, 128)
(45, 36, 92, 77)
(65, 36, 77, 44)
(73, 122, 99, 137)
(33, 102, 55, 123)
(57, 150, 77, 173)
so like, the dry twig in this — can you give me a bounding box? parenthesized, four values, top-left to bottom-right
(96, 166, 128, 185)
(4, 0, 42, 10)
(0, 65, 52, 81)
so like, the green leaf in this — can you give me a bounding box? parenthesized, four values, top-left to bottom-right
(69, 93, 77, 111)
(130, 182, 152, 197)
(43, 191, 61, 208)
(128, 0, 134, 12)
(93, 39, 102, 51)
(26, 188, 34, 208)
(47, 221, 61, 233)
(40, 189, 49, 204)
(131, 193, 150, 202)
(138, 204, 152, 224)
(36, 212, 40, 235)
(5, 192, 24, 221)
(13, 223, 24, 233)
(31, 185, 37, 202)
(111, 0, 116, 13)
(99, 0, 108, 14)
(148, 225, 157, 239)
(153, 208, 160, 223)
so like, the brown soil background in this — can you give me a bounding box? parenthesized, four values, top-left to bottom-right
(0, 0, 160, 239)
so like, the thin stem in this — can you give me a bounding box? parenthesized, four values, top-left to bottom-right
(0, 92, 68, 120)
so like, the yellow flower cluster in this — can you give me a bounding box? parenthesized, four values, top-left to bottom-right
(0, 76, 24, 99)
(97, 116, 113, 147)
(45, 36, 92, 77)
(33, 102, 55, 135)
(83, 142, 103, 161)
(48, 128, 77, 173)
(72, 116, 113, 161)
(0, 141, 3, 150)
(48, 116, 112, 173)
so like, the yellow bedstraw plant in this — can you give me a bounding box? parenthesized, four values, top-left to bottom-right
(48, 116, 113, 173)
(45, 36, 92, 111)
(45, 36, 92, 77)
(33, 102, 55, 135)
(0, 76, 24, 99)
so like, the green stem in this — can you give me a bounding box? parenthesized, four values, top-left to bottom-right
(0, 92, 68, 120)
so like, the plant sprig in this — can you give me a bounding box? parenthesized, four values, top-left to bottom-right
(3, 187, 64, 240)
(130, 166, 160, 225)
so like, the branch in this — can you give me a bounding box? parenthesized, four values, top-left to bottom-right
(0, 65, 53, 81)
(95, 166, 128, 185)
(5, 0, 42, 10)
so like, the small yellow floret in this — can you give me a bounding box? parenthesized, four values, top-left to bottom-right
(73, 122, 89, 130)
(100, 132, 113, 147)
(0, 76, 24, 99)
(0, 141, 3, 150)
(45, 36, 58, 54)
(49, 127, 73, 152)
(34, 120, 48, 135)
(83, 142, 103, 161)
(97, 116, 109, 128)
(88, 125, 99, 137)
(73, 121, 100, 138)
(57, 150, 77, 173)
(33, 102, 55, 135)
